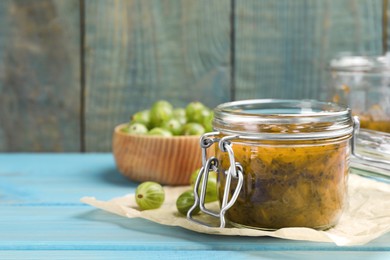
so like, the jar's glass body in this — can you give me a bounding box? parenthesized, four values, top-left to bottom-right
(213, 100, 353, 230)
(216, 138, 349, 230)
(327, 55, 390, 133)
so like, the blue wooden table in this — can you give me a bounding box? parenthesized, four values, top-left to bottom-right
(1, 154, 389, 259)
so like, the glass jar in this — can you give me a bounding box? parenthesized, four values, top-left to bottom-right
(350, 128, 390, 180)
(188, 99, 354, 230)
(327, 54, 390, 133)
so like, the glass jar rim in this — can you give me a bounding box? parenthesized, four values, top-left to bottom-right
(213, 99, 353, 139)
(329, 53, 390, 73)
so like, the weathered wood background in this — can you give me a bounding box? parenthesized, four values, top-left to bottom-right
(0, 0, 387, 152)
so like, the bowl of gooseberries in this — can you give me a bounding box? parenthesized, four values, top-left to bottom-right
(113, 100, 214, 185)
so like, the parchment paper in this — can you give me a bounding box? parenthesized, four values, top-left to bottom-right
(81, 174, 390, 246)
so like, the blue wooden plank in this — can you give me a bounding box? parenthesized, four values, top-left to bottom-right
(0, 154, 389, 256)
(1, 251, 390, 260)
(0, 206, 323, 251)
(0, 154, 137, 204)
(0, 206, 389, 251)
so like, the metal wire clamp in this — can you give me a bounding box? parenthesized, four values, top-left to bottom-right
(187, 132, 244, 228)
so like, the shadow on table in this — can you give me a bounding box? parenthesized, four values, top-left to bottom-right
(75, 208, 316, 251)
(75, 210, 381, 258)
(76, 208, 210, 239)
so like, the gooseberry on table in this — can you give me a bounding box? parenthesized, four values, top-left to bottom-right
(135, 181, 165, 210)
(134, 168, 218, 215)
(176, 190, 200, 215)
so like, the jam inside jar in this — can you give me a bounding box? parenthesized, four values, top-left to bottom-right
(213, 99, 354, 230)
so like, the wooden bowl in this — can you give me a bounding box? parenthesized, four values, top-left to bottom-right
(112, 124, 203, 185)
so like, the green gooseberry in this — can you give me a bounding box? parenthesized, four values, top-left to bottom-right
(173, 108, 186, 118)
(190, 168, 218, 203)
(202, 110, 214, 132)
(197, 108, 211, 124)
(185, 101, 206, 123)
(162, 118, 182, 136)
(176, 190, 200, 216)
(150, 100, 173, 127)
(135, 181, 165, 210)
(123, 123, 148, 135)
(131, 109, 151, 129)
(173, 108, 187, 125)
(181, 123, 205, 136)
(148, 127, 173, 137)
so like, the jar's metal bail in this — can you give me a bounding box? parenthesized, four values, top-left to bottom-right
(187, 132, 244, 228)
(188, 117, 389, 229)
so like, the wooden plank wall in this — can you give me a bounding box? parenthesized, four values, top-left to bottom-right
(0, 0, 387, 152)
(84, 0, 230, 151)
(234, 0, 383, 100)
(0, 0, 80, 152)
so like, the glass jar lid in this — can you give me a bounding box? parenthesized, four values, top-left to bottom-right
(213, 99, 354, 140)
(329, 53, 390, 73)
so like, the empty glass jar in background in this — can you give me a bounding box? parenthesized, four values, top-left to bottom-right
(328, 54, 390, 133)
